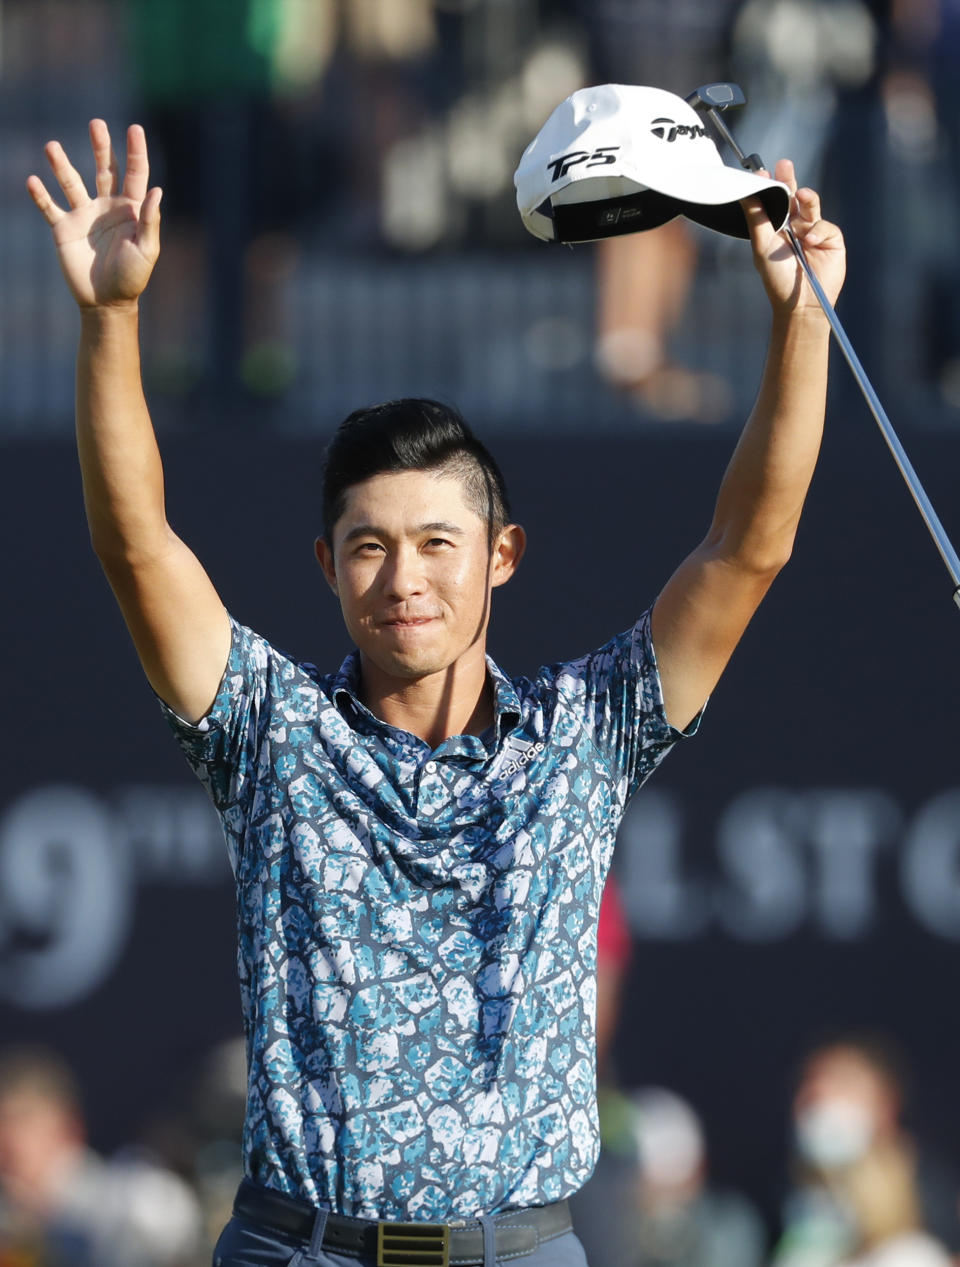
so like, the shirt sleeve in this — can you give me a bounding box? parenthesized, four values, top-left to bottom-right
(157, 615, 273, 826)
(550, 608, 702, 803)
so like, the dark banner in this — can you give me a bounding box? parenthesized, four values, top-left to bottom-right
(3, 418, 959, 1219)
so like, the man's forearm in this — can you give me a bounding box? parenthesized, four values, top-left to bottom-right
(708, 308, 831, 572)
(76, 304, 170, 562)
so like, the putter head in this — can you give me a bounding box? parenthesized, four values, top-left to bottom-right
(685, 82, 764, 172)
(685, 82, 747, 113)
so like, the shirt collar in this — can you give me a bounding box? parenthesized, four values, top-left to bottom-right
(331, 651, 522, 746)
(485, 655, 522, 740)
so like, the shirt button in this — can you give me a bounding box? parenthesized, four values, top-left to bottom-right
(425, 760, 438, 773)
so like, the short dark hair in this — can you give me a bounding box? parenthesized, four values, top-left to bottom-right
(321, 398, 512, 545)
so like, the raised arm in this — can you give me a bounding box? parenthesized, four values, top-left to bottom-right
(27, 120, 230, 722)
(651, 159, 847, 731)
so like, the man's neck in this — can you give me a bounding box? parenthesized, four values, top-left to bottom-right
(358, 648, 494, 747)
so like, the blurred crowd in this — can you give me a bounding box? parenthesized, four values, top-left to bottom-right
(2, 0, 960, 425)
(567, 880, 960, 1267)
(3, 889, 960, 1266)
(0, 1039, 246, 1267)
(568, 1034, 960, 1267)
(132, 0, 960, 416)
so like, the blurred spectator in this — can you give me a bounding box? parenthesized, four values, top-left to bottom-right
(375, 0, 587, 250)
(0, 1045, 201, 1267)
(596, 872, 633, 1078)
(732, 0, 960, 407)
(729, 0, 882, 378)
(731, 0, 878, 187)
(773, 1037, 960, 1267)
(581, 0, 742, 421)
(126, 0, 315, 402)
(882, 0, 960, 405)
(572, 1086, 767, 1267)
(576, 879, 766, 1266)
(186, 1038, 247, 1257)
(138, 1038, 248, 1264)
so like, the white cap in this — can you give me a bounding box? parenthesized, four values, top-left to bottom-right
(515, 83, 791, 243)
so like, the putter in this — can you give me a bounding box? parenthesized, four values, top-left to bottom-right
(687, 82, 960, 609)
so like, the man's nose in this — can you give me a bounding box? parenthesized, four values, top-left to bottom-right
(383, 547, 426, 598)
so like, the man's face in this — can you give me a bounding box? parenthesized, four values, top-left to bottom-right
(792, 1045, 900, 1170)
(0, 1090, 80, 1192)
(795, 1046, 898, 1133)
(316, 468, 523, 683)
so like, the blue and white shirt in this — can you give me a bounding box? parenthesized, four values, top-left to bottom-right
(162, 611, 695, 1221)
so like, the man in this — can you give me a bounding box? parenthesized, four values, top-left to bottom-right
(27, 119, 844, 1267)
(775, 1037, 960, 1267)
(0, 1045, 201, 1266)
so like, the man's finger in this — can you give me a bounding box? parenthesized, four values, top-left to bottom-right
(793, 187, 822, 226)
(45, 141, 92, 209)
(122, 124, 150, 203)
(773, 157, 798, 197)
(797, 217, 843, 249)
(26, 174, 66, 226)
(136, 186, 163, 258)
(90, 118, 120, 199)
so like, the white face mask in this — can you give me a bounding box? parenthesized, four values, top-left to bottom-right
(795, 1097, 876, 1169)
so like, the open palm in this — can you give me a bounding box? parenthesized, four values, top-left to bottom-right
(27, 119, 161, 309)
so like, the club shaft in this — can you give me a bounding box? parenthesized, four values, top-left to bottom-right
(783, 226, 960, 601)
(705, 108, 752, 166)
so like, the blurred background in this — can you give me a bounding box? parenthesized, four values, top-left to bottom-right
(2, 1, 960, 1264)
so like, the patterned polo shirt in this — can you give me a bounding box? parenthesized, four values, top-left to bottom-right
(161, 610, 694, 1222)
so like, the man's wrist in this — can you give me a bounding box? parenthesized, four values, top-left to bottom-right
(80, 301, 140, 329)
(770, 304, 831, 338)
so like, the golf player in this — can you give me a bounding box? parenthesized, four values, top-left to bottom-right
(28, 110, 844, 1267)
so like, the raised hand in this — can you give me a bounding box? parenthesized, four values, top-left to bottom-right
(26, 119, 162, 310)
(743, 158, 846, 314)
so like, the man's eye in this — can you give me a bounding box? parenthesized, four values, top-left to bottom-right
(356, 542, 384, 555)
(426, 538, 453, 549)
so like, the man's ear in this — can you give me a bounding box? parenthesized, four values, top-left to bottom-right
(315, 536, 338, 593)
(491, 523, 526, 588)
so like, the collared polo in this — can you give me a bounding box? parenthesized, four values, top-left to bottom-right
(161, 609, 695, 1222)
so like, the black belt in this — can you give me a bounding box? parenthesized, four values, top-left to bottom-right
(232, 1177, 572, 1265)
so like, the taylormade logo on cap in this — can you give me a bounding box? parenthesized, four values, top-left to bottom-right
(649, 118, 709, 143)
(515, 83, 791, 244)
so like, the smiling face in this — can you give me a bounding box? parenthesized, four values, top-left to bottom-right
(316, 467, 525, 689)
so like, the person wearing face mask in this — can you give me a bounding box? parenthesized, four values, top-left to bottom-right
(773, 1038, 960, 1267)
(570, 1086, 767, 1267)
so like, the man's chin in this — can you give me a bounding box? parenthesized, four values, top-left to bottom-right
(358, 638, 457, 682)
(377, 650, 450, 680)
(352, 622, 485, 683)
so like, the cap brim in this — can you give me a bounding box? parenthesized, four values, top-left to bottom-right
(645, 162, 791, 237)
(534, 167, 790, 243)
(681, 189, 786, 239)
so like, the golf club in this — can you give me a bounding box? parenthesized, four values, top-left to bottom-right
(687, 81, 960, 610)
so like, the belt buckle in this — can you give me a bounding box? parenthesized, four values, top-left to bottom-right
(376, 1220, 450, 1267)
